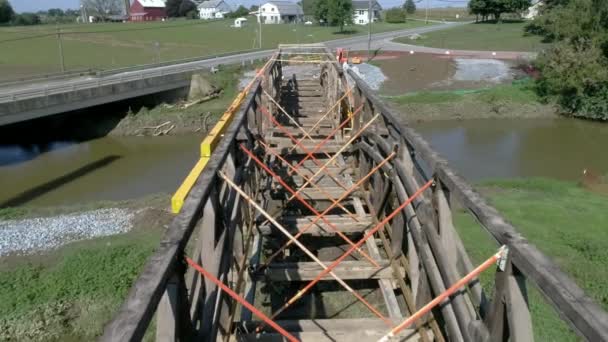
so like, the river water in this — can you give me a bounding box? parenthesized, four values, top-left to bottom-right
(0, 135, 202, 207)
(413, 118, 608, 181)
(1, 118, 607, 208)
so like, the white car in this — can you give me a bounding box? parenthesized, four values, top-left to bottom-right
(304, 21, 313, 25)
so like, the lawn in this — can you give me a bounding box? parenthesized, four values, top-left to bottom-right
(0, 19, 434, 80)
(454, 178, 608, 341)
(408, 7, 477, 22)
(395, 21, 549, 52)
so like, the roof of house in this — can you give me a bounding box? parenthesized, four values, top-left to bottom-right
(198, 0, 226, 8)
(137, 0, 166, 8)
(352, 0, 382, 10)
(265, 1, 303, 15)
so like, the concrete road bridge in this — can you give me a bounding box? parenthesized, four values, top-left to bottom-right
(100, 45, 608, 342)
(0, 23, 465, 126)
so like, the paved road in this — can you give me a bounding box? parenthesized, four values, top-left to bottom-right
(0, 22, 465, 103)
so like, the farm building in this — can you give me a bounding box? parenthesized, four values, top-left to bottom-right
(129, 0, 167, 21)
(352, 0, 382, 25)
(198, 0, 232, 19)
(257, 1, 303, 24)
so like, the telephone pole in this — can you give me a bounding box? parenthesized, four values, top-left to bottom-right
(367, 0, 372, 61)
(56, 27, 65, 72)
(425, 0, 429, 24)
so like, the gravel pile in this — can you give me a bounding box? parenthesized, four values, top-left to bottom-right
(453, 58, 513, 83)
(0, 208, 134, 256)
(344, 63, 387, 91)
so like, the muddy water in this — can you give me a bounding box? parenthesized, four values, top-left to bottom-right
(413, 118, 608, 181)
(0, 135, 202, 207)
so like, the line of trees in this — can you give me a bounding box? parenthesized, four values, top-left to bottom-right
(528, 0, 608, 120)
(468, 0, 531, 22)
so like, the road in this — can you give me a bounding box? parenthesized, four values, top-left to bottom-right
(0, 22, 465, 103)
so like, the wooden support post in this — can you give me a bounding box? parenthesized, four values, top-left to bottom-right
(156, 271, 193, 341)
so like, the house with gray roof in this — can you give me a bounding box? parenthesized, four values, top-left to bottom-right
(198, 0, 232, 19)
(258, 1, 303, 24)
(352, 0, 382, 25)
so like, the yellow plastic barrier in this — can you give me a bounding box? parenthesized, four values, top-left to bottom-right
(171, 56, 275, 214)
(171, 157, 209, 213)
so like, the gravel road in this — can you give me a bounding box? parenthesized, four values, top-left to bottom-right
(0, 208, 134, 256)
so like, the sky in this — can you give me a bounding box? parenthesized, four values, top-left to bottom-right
(10, 0, 468, 13)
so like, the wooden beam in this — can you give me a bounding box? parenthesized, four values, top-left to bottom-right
(258, 260, 400, 281)
(258, 214, 372, 236)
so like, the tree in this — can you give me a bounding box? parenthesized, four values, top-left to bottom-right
(385, 8, 406, 23)
(250, 5, 259, 12)
(47, 8, 65, 17)
(301, 0, 315, 16)
(314, 0, 329, 23)
(327, 0, 352, 31)
(81, 0, 122, 20)
(178, 0, 196, 17)
(227, 5, 249, 18)
(0, 0, 14, 23)
(468, 0, 531, 22)
(165, 0, 182, 17)
(404, 0, 416, 14)
(13, 12, 41, 25)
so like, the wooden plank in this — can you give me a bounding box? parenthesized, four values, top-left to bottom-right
(272, 187, 361, 201)
(260, 260, 400, 281)
(237, 317, 404, 332)
(236, 329, 428, 342)
(258, 214, 372, 236)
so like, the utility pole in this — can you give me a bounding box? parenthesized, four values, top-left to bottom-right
(258, 2, 263, 49)
(56, 27, 65, 72)
(425, 0, 429, 24)
(367, 0, 372, 61)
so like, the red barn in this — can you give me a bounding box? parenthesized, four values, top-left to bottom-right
(130, 0, 167, 21)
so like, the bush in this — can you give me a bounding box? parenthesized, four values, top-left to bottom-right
(12, 13, 41, 26)
(535, 38, 608, 120)
(385, 8, 406, 23)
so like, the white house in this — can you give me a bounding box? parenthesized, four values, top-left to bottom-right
(198, 0, 232, 19)
(257, 1, 303, 24)
(352, 0, 382, 25)
(234, 17, 248, 27)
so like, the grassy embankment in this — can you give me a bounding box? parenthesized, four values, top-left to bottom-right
(384, 79, 556, 121)
(0, 19, 434, 80)
(454, 178, 608, 341)
(109, 63, 246, 136)
(0, 195, 170, 341)
(395, 21, 548, 52)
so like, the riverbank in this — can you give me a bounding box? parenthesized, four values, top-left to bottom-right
(107, 63, 245, 137)
(0, 194, 170, 341)
(384, 81, 557, 122)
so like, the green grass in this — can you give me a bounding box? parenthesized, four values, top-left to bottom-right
(0, 19, 434, 80)
(0, 229, 161, 341)
(395, 21, 548, 52)
(385, 79, 539, 105)
(454, 178, 608, 341)
(408, 7, 476, 22)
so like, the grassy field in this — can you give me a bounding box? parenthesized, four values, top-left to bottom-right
(454, 178, 608, 341)
(0, 196, 169, 341)
(395, 21, 548, 51)
(0, 19, 434, 80)
(408, 7, 476, 22)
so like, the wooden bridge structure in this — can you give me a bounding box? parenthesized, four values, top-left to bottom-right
(101, 45, 608, 342)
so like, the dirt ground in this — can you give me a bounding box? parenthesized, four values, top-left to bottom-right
(373, 53, 523, 95)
